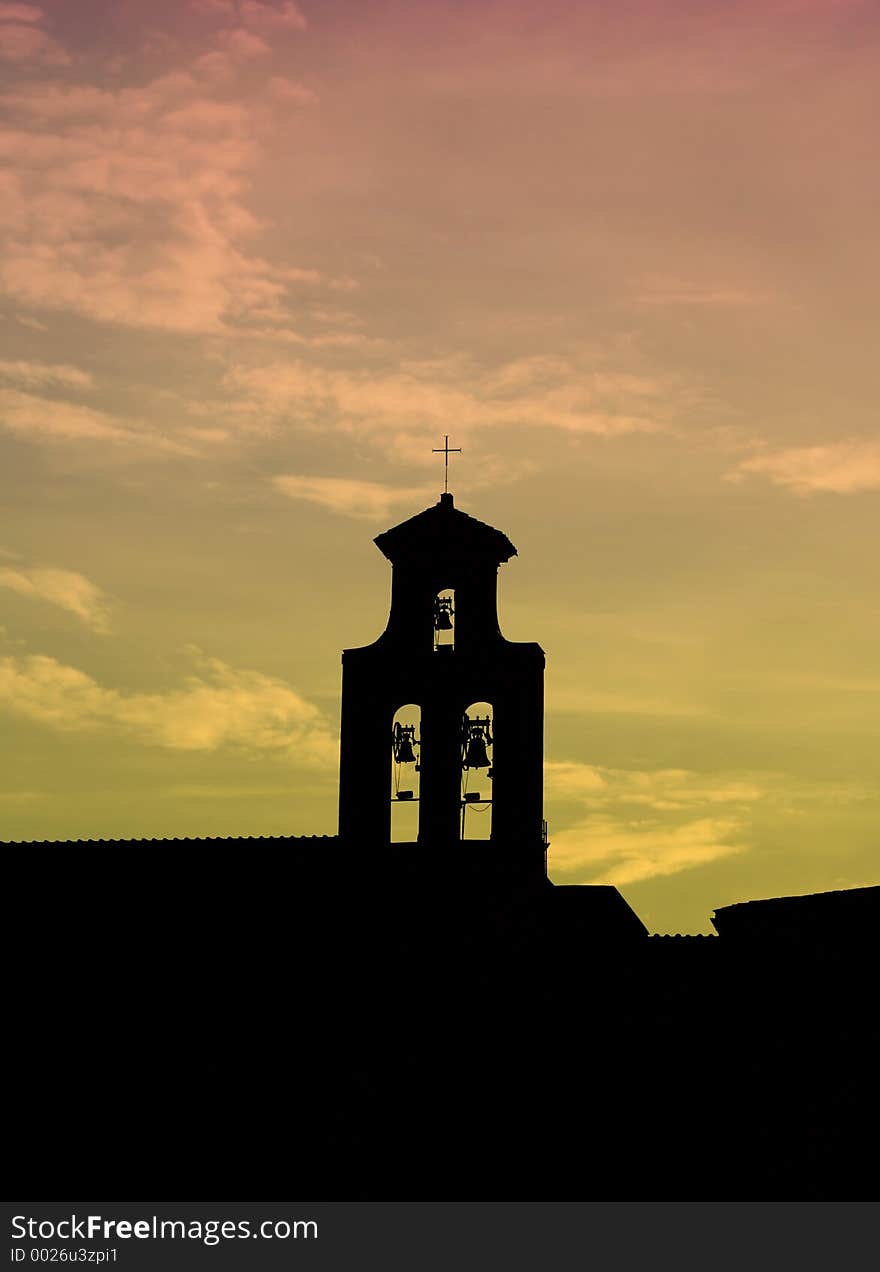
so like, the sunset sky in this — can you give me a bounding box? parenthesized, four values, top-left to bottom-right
(2, 0, 880, 932)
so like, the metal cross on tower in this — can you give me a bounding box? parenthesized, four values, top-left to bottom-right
(432, 435, 461, 494)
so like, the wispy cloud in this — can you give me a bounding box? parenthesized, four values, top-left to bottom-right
(222, 356, 670, 454)
(0, 4, 70, 67)
(14, 315, 48, 331)
(0, 31, 320, 335)
(0, 359, 93, 390)
(545, 760, 761, 883)
(0, 649, 337, 764)
(544, 759, 871, 888)
(546, 761, 764, 813)
(549, 814, 749, 886)
(731, 441, 880, 495)
(273, 474, 436, 519)
(0, 387, 195, 453)
(0, 565, 112, 632)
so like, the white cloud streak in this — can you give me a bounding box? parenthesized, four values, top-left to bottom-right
(546, 761, 764, 812)
(545, 760, 761, 884)
(732, 441, 880, 495)
(222, 356, 669, 453)
(0, 649, 337, 764)
(273, 474, 437, 519)
(549, 814, 749, 886)
(0, 387, 196, 453)
(0, 566, 112, 632)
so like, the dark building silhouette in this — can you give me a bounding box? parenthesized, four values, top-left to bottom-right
(339, 493, 544, 867)
(712, 884, 876, 949)
(5, 491, 879, 1201)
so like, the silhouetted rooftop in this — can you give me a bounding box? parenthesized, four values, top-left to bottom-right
(712, 885, 878, 942)
(374, 492, 517, 564)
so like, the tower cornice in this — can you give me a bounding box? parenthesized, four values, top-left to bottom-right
(374, 493, 517, 565)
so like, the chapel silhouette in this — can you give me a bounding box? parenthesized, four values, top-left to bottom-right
(6, 485, 878, 1201)
(339, 491, 543, 860)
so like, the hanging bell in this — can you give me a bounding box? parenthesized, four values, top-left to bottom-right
(434, 597, 454, 631)
(462, 714, 492, 769)
(392, 722, 418, 764)
(463, 736, 490, 769)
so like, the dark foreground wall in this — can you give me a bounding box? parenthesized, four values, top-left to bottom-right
(6, 837, 878, 1200)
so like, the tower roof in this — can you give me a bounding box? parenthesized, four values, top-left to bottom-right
(374, 493, 517, 564)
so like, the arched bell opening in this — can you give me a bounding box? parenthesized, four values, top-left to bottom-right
(390, 703, 421, 842)
(461, 700, 493, 841)
(433, 588, 455, 652)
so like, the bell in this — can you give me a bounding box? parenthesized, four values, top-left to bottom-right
(392, 721, 418, 765)
(463, 736, 490, 769)
(434, 597, 454, 631)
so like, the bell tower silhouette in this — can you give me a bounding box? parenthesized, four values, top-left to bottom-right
(338, 484, 546, 879)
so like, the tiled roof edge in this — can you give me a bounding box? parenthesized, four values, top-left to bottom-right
(1, 834, 339, 845)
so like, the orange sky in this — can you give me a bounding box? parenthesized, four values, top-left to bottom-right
(2, 0, 880, 931)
